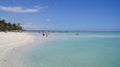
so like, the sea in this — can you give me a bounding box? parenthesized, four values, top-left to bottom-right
(8, 32, 120, 67)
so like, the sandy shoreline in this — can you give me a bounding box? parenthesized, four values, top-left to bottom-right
(0, 32, 78, 67)
(0, 32, 84, 67)
(0, 32, 35, 67)
(0, 32, 66, 67)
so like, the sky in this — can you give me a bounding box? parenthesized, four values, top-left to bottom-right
(0, 0, 120, 31)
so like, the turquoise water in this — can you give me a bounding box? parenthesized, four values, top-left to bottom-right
(13, 32, 120, 67)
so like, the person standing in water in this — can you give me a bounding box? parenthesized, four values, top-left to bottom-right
(42, 32, 45, 36)
(76, 32, 79, 36)
(42, 32, 48, 37)
(45, 32, 48, 37)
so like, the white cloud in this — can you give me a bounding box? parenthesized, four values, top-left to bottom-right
(23, 22, 34, 27)
(23, 22, 39, 29)
(0, 6, 47, 13)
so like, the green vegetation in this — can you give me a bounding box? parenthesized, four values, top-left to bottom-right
(0, 18, 22, 31)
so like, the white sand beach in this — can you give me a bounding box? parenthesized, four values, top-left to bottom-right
(0, 32, 35, 67)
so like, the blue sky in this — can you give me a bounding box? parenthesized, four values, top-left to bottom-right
(0, 0, 120, 31)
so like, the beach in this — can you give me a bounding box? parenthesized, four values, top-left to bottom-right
(0, 32, 35, 67)
(0, 32, 120, 67)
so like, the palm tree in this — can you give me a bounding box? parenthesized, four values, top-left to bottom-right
(0, 18, 23, 31)
(8, 22, 12, 31)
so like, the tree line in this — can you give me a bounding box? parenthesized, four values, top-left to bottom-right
(0, 18, 22, 31)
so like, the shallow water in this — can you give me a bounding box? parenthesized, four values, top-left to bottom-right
(9, 32, 120, 67)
